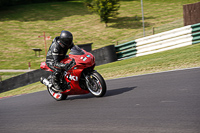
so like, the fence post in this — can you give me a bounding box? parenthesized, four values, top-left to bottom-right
(152, 27, 155, 35)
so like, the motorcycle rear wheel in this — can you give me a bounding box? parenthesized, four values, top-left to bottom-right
(47, 87, 68, 101)
(86, 71, 107, 97)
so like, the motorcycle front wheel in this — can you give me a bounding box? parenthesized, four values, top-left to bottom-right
(47, 87, 68, 101)
(86, 71, 107, 97)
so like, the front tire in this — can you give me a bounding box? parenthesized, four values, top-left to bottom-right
(86, 71, 107, 97)
(47, 87, 68, 101)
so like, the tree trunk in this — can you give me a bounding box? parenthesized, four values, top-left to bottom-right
(105, 22, 108, 27)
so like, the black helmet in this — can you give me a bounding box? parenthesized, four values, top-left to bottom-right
(59, 30, 74, 49)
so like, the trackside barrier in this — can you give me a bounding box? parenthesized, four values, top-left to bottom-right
(0, 69, 51, 93)
(115, 23, 200, 60)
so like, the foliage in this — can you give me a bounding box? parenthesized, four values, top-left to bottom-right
(84, 0, 120, 27)
(0, 0, 67, 7)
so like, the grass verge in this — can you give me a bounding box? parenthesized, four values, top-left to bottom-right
(0, 72, 25, 81)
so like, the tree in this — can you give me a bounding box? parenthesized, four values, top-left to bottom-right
(84, 0, 120, 27)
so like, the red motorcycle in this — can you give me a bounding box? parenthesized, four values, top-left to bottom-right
(40, 46, 107, 101)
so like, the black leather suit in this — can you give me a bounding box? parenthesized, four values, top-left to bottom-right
(46, 36, 69, 88)
(46, 36, 68, 71)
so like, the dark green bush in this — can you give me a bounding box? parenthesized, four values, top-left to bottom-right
(0, 0, 68, 7)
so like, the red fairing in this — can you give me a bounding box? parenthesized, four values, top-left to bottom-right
(61, 50, 95, 68)
(60, 50, 95, 95)
(40, 62, 53, 72)
(41, 47, 96, 95)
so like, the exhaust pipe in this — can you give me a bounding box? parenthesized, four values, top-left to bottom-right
(40, 77, 52, 88)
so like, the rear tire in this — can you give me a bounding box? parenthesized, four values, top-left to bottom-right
(86, 71, 107, 97)
(47, 87, 68, 101)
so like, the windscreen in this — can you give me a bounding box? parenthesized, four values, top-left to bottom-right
(69, 45, 85, 55)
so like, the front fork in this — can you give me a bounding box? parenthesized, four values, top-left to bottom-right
(83, 71, 97, 88)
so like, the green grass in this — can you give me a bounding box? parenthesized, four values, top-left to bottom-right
(96, 43, 200, 79)
(1, 0, 200, 97)
(0, 0, 199, 69)
(0, 72, 25, 81)
(0, 82, 46, 98)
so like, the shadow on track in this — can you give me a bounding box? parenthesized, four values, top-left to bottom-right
(105, 86, 137, 97)
(67, 86, 137, 100)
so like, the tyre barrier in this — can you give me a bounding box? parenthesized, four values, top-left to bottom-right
(115, 23, 200, 60)
(0, 69, 51, 93)
(91, 45, 117, 66)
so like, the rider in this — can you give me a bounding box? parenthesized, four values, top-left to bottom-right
(46, 30, 74, 91)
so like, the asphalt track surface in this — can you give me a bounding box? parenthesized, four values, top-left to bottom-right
(0, 67, 200, 133)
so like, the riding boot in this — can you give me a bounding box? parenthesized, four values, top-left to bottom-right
(52, 79, 60, 91)
(52, 72, 61, 91)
